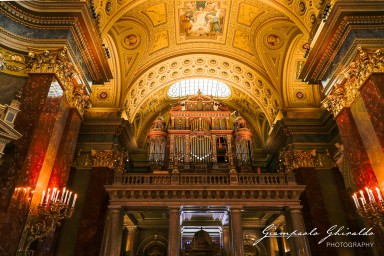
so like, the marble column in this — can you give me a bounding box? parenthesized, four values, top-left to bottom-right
(350, 92, 384, 187)
(222, 225, 231, 256)
(0, 74, 55, 212)
(73, 167, 114, 255)
(101, 207, 124, 256)
(125, 226, 138, 256)
(0, 74, 73, 255)
(336, 107, 378, 189)
(230, 207, 244, 256)
(286, 206, 311, 256)
(48, 109, 82, 188)
(168, 207, 180, 256)
(359, 73, 384, 152)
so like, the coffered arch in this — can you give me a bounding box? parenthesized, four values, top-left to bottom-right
(123, 54, 282, 125)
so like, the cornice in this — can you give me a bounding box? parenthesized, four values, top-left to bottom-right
(0, 1, 112, 84)
(80, 119, 124, 134)
(300, 1, 384, 83)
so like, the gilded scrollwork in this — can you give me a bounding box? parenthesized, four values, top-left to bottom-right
(278, 145, 335, 172)
(322, 47, 384, 116)
(90, 148, 128, 173)
(0, 53, 6, 70)
(91, 149, 114, 168)
(25, 47, 91, 116)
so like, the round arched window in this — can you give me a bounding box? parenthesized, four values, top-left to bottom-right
(167, 79, 231, 98)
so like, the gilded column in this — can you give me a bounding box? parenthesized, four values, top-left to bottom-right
(168, 207, 180, 255)
(227, 135, 236, 173)
(185, 134, 190, 163)
(230, 207, 244, 256)
(169, 135, 175, 162)
(212, 134, 217, 163)
(286, 206, 311, 256)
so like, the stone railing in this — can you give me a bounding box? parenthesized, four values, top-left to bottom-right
(114, 172, 296, 186)
(107, 173, 303, 207)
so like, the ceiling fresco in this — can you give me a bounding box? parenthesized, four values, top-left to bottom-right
(88, 0, 326, 148)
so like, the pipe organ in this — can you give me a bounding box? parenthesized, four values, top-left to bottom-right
(147, 116, 167, 166)
(233, 116, 253, 167)
(147, 92, 254, 172)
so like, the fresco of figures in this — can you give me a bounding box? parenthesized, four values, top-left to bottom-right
(179, 1, 225, 37)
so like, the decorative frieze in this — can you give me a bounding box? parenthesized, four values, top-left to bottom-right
(322, 47, 384, 116)
(278, 145, 334, 172)
(26, 47, 91, 116)
(0, 53, 6, 70)
(91, 148, 128, 172)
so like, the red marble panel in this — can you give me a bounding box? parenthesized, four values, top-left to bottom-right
(74, 167, 113, 256)
(0, 74, 54, 210)
(359, 74, 384, 152)
(335, 108, 378, 189)
(0, 74, 72, 255)
(48, 109, 82, 188)
(35, 109, 82, 256)
(295, 168, 337, 256)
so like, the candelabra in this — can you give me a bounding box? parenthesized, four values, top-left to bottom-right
(352, 187, 384, 225)
(14, 187, 34, 201)
(20, 188, 77, 256)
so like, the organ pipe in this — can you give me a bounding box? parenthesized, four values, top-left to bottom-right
(147, 93, 255, 171)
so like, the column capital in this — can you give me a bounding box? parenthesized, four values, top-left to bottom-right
(322, 47, 384, 117)
(228, 206, 243, 212)
(168, 206, 181, 213)
(285, 205, 303, 212)
(26, 47, 91, 116)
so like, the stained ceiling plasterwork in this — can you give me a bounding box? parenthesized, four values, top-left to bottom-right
(90, 0, 326, 146)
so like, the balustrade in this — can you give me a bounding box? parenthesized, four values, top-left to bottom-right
(115, 172, 295, 186)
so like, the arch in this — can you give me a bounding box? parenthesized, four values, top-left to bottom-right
(123, 54, 282, 125)
(136, 235, 168, 256)
(90, 33, 122, 108)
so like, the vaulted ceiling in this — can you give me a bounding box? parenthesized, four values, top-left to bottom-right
(87, 0, 325, 149)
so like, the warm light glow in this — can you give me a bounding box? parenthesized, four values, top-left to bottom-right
(167, 78, 231, 98)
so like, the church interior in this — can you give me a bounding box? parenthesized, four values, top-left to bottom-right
(0, 0, 384, 255)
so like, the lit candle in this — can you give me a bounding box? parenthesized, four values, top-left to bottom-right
(66, 192, 72, 205)
(368, 189, 376, 203)
(352, 194, 360, 209)
(46, 188, 51, 204)
(61, 188, 66, 202)
(52, 188, 57, 202)
(63, 190, 69, 203)
(365, 188, 376, 203)
(359, 190, 367, 205)
(376, 187, 384, 201)
(72, 194, 77, 208)
(40, 190, 45, 205)
(54, 190, 60, 202)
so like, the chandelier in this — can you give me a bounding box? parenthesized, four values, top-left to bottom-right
(352, 187, 384, 225)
